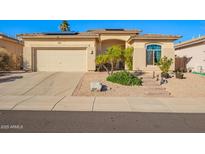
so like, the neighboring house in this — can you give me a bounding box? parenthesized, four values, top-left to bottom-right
(175, 36, 205, 72)
(18, 29, 180, 72)
(0, 33, 23, 70)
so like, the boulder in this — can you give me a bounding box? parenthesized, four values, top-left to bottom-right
(90, 81, 103, 92)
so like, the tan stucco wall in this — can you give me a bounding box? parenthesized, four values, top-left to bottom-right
(23, 38, 97, 71)
(0, 39, 23, 70)
(131, 41, 175, 71)
(100, 34, 134, 42)
(96, 34, 132, 55)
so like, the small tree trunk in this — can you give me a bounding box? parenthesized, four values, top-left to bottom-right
(110, 61, 114, 75)
(97, 64, 101, 72)
(102, 64, 110, 75)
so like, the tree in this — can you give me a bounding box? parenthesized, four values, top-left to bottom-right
(96, 45, 124, 75)
(59, 20, 70, 32)
(124, 47, 134, 70)
(157, 56, 173, 78)
(106, 45, 124, 74)
(96, 54, 110, 75)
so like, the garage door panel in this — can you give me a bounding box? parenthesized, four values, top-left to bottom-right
(37, 49, 86, 72)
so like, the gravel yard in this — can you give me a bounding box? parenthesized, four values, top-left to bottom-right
(73, 72, 205, 97)
(162, 73, 205, 97)
(72, 72, 146, 96)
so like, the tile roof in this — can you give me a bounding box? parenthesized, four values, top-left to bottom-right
(128, 34, 181, 42)
(18, 29, 140, 39)
(87, 29, 141, 34)
(17, 31, 181, 42)
(18, 32, 99, 39)
(175, 36, 205, 49)
(0, 33, 23, 45)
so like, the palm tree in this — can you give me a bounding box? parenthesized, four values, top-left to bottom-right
(59, 20, 70, 32)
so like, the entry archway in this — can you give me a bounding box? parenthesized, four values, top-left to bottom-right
(100, 39, 126, 70)
(100, 39, 125, 53)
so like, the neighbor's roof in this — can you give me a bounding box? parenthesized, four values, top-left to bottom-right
(0, 33, 23, 45)
(128, 34, 181, 42)
(175, 36, 205, 49)
(87, 29, 141, 34)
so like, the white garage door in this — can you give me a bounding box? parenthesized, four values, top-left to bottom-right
(36, 49, 87, 72)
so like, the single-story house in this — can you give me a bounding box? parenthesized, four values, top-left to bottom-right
(18, 29, 181, 72)
(175, 36, 205, 72)
(0, 33, 23, 70)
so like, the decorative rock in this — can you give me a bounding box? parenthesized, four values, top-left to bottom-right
(160, 78, 165, 85)
(90, 81, 103, 92)
(169, 72, 175, 78)
(160, 77, 168, 85)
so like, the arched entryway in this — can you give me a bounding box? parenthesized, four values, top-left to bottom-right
(146, 44, 161, 65)
(100, 39, 125, 53)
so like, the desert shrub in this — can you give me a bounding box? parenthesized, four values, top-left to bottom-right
(157, 56, 173, 78)
(175, 71, 184, 79)
(106, 71, 142, 86)
(157, 56, 173, 73)
(0, 50, 10, 71)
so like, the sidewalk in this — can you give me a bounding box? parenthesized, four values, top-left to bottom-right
(0, 95, 205, 113)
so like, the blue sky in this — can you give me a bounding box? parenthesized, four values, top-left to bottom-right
(0, 20, 204, 43)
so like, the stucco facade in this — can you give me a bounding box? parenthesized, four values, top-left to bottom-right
(129, 40, 176, 71)
(175, 36, 205, 72)
(19, 29, 180, 72)
(0, 34, 23, 70)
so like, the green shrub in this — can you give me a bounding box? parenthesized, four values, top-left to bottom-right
(124, 47, 134, 70)
(106, 71, 142, 86)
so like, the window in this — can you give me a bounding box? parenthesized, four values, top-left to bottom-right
(146, 44, 161, 65)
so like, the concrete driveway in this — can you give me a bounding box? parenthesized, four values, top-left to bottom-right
(0, 72, 83, 96)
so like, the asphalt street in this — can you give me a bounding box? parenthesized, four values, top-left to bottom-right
(1, 110, 205, 132)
